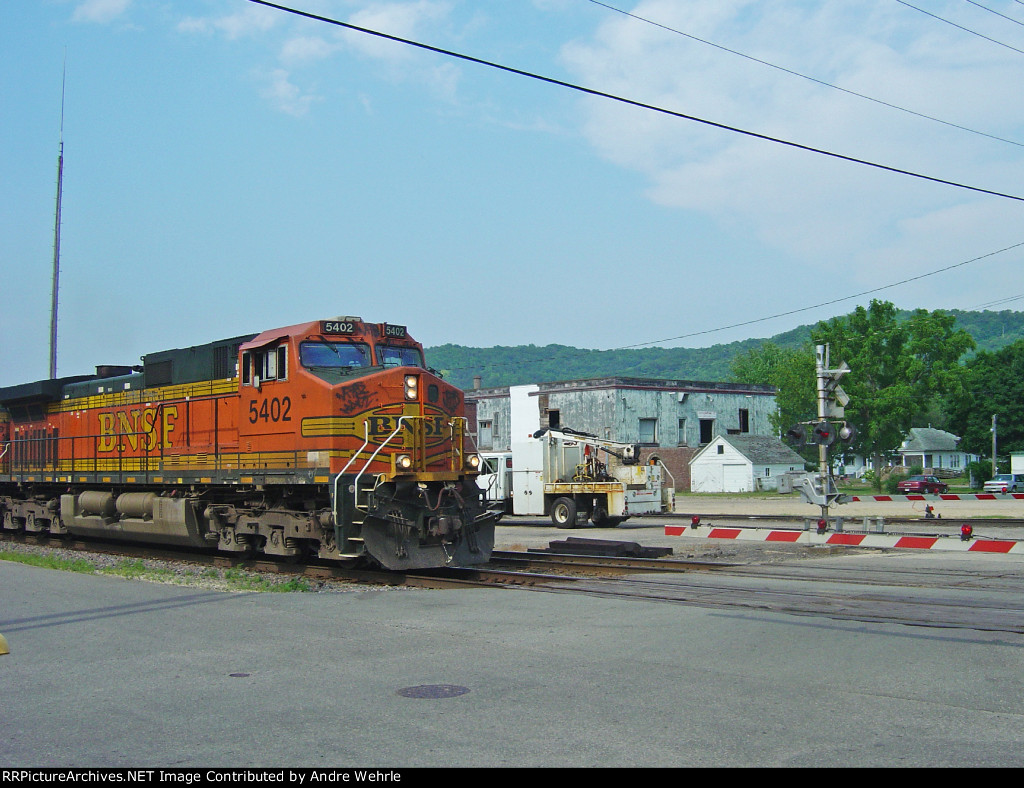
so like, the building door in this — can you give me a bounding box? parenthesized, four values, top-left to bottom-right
(723, 463, 749, 492)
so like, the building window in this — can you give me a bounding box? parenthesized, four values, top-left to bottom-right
(639, 418, 657, 445)
(548, 409, 561, 430)
(699, 418, 714, 444)
(739, 408, 749, 433)
(677, 418, 687, 447)
(479, 420, 493, 449)
(717, 445, 724, 454)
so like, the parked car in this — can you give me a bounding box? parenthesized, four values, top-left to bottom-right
(983, 474, 1024, 493)
(896, 475, 949, 494)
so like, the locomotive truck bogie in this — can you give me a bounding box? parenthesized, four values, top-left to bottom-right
(0, 317, 496, 570)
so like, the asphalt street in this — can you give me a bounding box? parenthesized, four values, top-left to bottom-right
(3, 523, 1024, 768)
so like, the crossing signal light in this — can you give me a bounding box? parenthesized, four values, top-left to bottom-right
(838, 422, 857, 443)
(812, 423, 836, 446)
(785, 424, 807, 445)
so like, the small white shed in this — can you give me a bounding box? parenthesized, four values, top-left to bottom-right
(690, 435, 806, 493)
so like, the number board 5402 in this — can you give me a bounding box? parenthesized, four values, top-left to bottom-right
(321, 320, 358, 335)
(383, 324, 407, 338)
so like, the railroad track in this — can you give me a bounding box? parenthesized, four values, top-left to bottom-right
(451, 557, 1024, 634)
(5, 531, 1024, 633)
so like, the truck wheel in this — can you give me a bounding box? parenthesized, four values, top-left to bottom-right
(551, 497, 577, 529)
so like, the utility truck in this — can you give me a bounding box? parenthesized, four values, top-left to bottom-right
(479, 427, 674, 528)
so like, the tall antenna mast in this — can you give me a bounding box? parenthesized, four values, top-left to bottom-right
(49, 52, 66, 379)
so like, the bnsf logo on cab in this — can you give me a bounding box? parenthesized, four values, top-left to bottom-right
(367, 414, 448, 445)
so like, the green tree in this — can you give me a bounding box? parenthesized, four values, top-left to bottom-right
(812, 300, 975, 470)
(946, 338, 1024, 463)
(730, 341, 816, 432)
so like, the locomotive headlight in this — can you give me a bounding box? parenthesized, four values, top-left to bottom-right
(404, 374, 419, 401)
(396, 454, 414, 471)
(465, 454, 481, 471)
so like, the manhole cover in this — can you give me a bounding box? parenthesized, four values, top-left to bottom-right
(396, 684, 469, 699)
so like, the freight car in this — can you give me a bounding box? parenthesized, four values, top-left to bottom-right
(0, 317, 496, 570)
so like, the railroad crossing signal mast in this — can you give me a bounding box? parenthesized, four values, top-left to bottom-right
(785, 344, 856, 519)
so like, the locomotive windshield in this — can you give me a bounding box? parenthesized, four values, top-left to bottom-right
(300, 341, 370, 369)
(377, 345, 424, 369)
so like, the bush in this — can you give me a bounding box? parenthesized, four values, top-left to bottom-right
(965, 460, 991, 490)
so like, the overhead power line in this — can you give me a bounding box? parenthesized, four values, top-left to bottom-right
(614, 239, 1024, 349)
(898, 0, 1024, 55)
(972, 293, 1024, 309)
(962, 0, 1024, 29)
(249, 0, 1024, 203)
(442, 239, 1024, 376)
(586, 0, 1024, 148)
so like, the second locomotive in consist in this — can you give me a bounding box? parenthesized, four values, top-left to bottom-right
(0, 317, 496, 570)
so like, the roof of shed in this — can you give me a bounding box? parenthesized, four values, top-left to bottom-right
(697, 435, 806, 465)
(728, 435, 806, 464)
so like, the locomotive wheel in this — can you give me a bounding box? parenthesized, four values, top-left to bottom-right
(551, 497, 577, 529)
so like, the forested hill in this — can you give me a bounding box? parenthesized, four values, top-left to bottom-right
(426, 309, 1024, 391)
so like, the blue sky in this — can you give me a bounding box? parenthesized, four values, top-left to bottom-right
(3, 0, 1024, 389)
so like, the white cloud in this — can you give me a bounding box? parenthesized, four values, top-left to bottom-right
(178, 5, 281, 39)
(560, 0, 1024, 272)
(259, 68, 321, 117)
(342, 1, 453, 61)
(72, 0, 132, 24)
(280, 35, 340, 65)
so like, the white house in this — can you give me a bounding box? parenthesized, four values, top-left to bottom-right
(897, 427, 978, 473)
(690, 435, 806, 493)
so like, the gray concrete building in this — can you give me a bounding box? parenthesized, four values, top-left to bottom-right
(466, 377, 777, 490)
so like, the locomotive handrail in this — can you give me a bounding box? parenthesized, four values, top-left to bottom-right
(451, 416, 471, 473)
(351, 416, 414, 511)
(333, 421, 372, 512)
(331, 415, 426, 515)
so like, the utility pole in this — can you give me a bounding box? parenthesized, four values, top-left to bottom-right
(992, 414, 998, 478)
(49, 53, 66, 380)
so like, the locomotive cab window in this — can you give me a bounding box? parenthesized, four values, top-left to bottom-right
(242, 345, 288, 385)
(377, 345, 424, 369)
(300, 341, 370, 370)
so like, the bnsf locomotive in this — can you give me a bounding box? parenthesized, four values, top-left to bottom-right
(0, 318, 496, 570)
